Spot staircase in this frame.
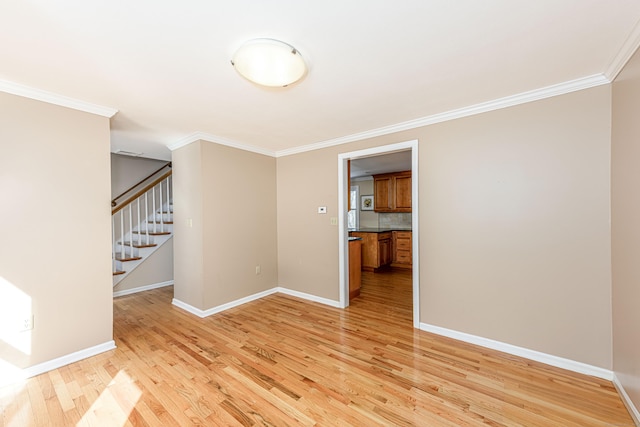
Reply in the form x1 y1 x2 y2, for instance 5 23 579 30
112 163 173 286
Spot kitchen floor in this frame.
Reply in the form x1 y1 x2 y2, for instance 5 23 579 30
352 267 413 325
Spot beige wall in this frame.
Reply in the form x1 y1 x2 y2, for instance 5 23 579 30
113 239 174 293
612 48 640 412
172 142 204 308
173 141 278 310
110 153 168 199
419 87 612 368
278 85 613 368
0 92 113 370
278 148 344 300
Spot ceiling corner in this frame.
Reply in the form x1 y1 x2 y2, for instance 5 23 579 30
604 17 640 81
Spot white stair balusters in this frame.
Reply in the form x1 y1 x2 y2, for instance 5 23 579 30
152 185 157 234
159 180 164 233
120 209 125 260
144 192 150 245
111 174 173 284
166 175 172 223
137 198 141 247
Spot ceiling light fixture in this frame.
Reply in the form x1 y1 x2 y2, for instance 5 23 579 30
231 38 306 87
114 149 143 157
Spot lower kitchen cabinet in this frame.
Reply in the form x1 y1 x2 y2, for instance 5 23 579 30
348 238 362 300
391 231 412 268
378 236 392 267
349 231 392 271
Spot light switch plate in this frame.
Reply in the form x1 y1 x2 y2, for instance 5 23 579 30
318 206 327 214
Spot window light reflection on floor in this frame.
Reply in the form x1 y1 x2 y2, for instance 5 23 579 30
77 370 142 426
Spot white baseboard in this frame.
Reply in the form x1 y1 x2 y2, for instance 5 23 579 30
613 373 640 426
172 286 341 319
171 298 203 316
420 323 614 381
113 280 174 297
0 340 116 388
276 287 342 308
172 288 279 318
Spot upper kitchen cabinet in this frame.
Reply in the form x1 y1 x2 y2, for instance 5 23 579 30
373 170 411 212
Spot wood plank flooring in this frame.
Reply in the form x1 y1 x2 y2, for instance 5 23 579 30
0 269 635 426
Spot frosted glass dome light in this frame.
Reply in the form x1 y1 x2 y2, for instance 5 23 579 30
231 38 307 87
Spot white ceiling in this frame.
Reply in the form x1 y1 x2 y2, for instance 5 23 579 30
2 1 640 161
351 151 412 178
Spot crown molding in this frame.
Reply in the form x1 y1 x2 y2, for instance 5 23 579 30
0 79 117 118
604 17 640 81
275 74 609 157
169 131 277 157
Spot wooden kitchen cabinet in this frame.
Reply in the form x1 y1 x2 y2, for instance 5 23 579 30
348 238 362 300
392 231 412 268
373 175 392 211
373 171 411 212
378 235 392 267
394 173 412 210
349 231 392 271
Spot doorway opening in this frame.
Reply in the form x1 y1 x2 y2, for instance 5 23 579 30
337 140 420 328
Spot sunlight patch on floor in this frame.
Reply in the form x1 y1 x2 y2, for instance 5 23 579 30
77 370 141 426
0 381 28 427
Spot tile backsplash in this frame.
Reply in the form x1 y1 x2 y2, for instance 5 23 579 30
378 213 412 229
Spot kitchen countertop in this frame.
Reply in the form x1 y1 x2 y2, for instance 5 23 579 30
349 227 412 233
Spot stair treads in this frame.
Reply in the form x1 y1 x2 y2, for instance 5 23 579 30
132 230 171 236
119 241 157 248
114 254 142 262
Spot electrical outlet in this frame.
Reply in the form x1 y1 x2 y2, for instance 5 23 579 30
20 315 34 332
330 217 338 225
255 265 261 275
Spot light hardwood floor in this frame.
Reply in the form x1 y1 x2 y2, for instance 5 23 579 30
0 269 634 426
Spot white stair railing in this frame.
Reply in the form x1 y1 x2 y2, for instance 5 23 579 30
111 173 172 275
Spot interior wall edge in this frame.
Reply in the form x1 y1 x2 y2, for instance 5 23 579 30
613 373 640 426
173 286 343 320
172 288 279 318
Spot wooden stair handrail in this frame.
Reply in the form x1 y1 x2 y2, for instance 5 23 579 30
111 162 171 207
111 170 172 214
